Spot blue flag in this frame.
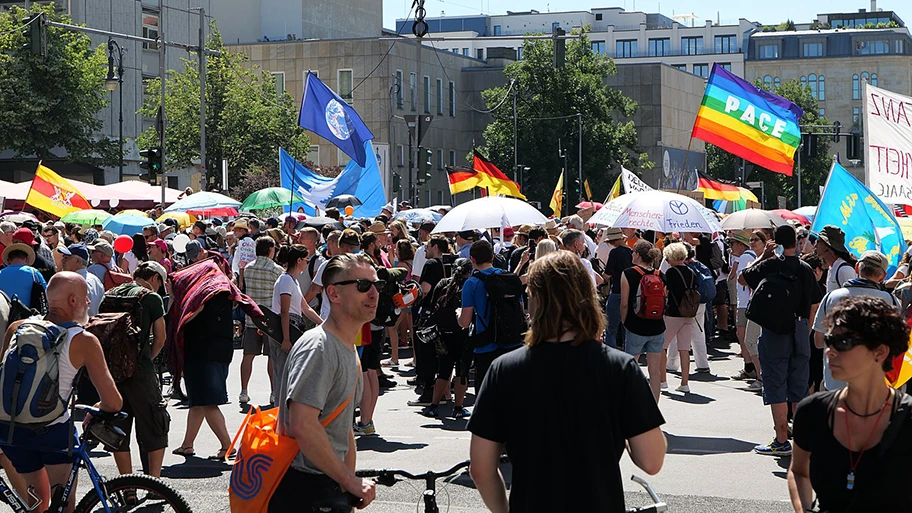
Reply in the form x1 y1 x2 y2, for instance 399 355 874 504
299 72 374 167
812 162 907 275
280 141 387 218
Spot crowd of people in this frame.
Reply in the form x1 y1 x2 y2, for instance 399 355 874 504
1 197 911 512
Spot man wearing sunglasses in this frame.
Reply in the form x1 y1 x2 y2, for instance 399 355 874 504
272 253 379 511
811 250 900 391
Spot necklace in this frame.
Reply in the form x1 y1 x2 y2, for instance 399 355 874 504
842 388 892 491
844 399 887 418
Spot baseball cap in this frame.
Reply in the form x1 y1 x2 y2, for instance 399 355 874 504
88 239 114 257
457 230 477 240
12 228 36 246
859 250 889 274
502 226 515 238
185 239 202 260
148 239 168 254
58 243 90 262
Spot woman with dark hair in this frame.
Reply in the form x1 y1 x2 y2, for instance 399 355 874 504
271 245 323 374
120 233 149 273
620 240 666 401
789 296 912 513
468 251 666 513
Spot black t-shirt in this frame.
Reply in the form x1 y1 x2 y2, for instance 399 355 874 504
419 257 445 309
622 265 666 336
467 340 665 513
742 254 822 319
183 292 235 363
605 245 633 294
510 246 529 273
665 264 697 317
793 390 912 513
694 235 714 271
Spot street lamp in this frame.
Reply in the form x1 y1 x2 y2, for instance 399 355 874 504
105 37 125 182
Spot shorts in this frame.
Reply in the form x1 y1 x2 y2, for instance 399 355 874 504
243 327 270 356
360 330 383 371
744 320 761 357
726 278 738 308
625 331 664 355
736 308 749 328
437 331 473 380
663 316 696 351
712 281 730 306
757 318 811 405
0 421 76 474
184 359 229 407
109 367 170 452
269 467 349 513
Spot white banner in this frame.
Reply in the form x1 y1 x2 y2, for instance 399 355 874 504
621 167 653 194
864 83 912 206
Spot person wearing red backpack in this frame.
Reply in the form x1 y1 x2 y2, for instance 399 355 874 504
620 240 666 401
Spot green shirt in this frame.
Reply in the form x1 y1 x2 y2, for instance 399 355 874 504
105 283 165 373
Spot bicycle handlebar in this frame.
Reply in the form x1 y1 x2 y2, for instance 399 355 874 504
357 459 470 482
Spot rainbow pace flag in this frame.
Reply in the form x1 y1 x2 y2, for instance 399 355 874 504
692 64 803 176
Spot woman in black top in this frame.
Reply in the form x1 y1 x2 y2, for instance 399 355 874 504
660 242 699 394
620 240 665 401
468 251 666 513
789 296 912 513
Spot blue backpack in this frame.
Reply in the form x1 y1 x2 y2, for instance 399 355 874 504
687 261 717 304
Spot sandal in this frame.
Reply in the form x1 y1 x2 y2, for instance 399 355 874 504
208 447 237 461
121 488 138 506
171 446 195 457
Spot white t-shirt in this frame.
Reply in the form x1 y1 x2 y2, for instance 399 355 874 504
313 260 331 320
122 251 139 274
734 250 757 308
298 254 325 309
580 257 597 286
272 273 303 317
826 257 857 293
411 244 428 282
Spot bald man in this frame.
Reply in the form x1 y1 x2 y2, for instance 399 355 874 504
0 272 122 512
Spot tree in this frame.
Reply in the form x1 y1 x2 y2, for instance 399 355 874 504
476 29 650 207
0 4 119 164
705 78 831 209
232 160 342 205
136 25 309 197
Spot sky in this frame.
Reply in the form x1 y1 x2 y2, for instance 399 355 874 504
382 0 904 30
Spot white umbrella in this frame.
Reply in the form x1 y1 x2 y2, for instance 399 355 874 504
719 208 788 231
164 191 241 213
431 197 547 233
589 190 722 233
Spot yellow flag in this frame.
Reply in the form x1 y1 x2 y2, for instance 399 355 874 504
606 174 622 202
549 173 564 216
25 164 91 218
583 179 593 201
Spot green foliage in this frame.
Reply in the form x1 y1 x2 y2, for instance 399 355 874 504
777 20 797 31
476 29 650 206
706 78 832 209
0 3 119 164
136 25 309 197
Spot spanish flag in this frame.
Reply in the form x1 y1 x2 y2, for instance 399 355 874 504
445 166 485 195
549 173 563 216
696 172 743 201
25 164 91 218
472 151 526 200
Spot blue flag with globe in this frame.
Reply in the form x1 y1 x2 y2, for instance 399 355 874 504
299 72 374 167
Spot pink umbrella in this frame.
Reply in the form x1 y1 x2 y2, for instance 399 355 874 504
575 201 604 211
771 209 811 225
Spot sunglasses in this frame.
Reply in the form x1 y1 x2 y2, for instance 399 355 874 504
330 279 386 293
824 333 866 352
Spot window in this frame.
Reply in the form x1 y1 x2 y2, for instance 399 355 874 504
714 35 737 54
758 44 779 59
425 190 431 207
896 40 905 55
309 145 320 166
853 107 861 124
800 75 807 89
448 81 455 117
682 36 703 55
552 22 560 31
818 75 825 101
476 48 484 60
648 38 670 56
436 78 443 115
672 64 687 72
462 48 469 56
861 71 869 91
693 64 709 78
271 72 285 97
493 25 501 35
819 108 826 117
808 74 818 100
396 144 404 167
595 13 603 21
857 40 889 55
852 74 860 100
437 149 444 170
337 148 350 167
763 75 773 88
718 62 732 71
871 73 878 87
337 69 352 104
423 75 430 113
774 77 780 87
142 11 159 50
616 39 637 58
517 47 523 60
802 42 824 57
449 150 457 166
591 41 606 54
409 72 417 111
395 70 403 109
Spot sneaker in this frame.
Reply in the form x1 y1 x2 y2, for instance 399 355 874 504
453 406 471 419
407 395 433 407
421 405 439 418
378 377 396 389
754 439 792 456
746 380 763 392
734 369 757 380
675 384 690 393
239 392 250 404
353 421 376 435
660 381 668 390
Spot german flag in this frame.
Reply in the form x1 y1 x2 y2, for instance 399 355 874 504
472 151 526 200
697 172 742 201
25 163 91 218
445 166 485 195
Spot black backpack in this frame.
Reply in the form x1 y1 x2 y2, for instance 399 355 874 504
745 259 801 334
372 267 413 327
471 271 527 348
430 277 464 334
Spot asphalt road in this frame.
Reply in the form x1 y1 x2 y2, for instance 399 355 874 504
66 337 796 512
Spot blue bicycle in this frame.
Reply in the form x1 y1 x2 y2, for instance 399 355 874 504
0 406 191 513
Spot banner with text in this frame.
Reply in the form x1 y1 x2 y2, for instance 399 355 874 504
865 83 912 206
621 167 653 194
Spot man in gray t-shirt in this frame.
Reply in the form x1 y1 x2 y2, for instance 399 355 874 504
271 253 379 511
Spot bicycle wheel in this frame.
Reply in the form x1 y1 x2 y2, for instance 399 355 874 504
73 474 192 513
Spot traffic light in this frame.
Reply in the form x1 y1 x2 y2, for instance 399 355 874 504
392 173 401 192
417 147 432 184
21 14 46 57
139 146 162 185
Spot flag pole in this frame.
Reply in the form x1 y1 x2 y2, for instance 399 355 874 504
674 136 695 194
